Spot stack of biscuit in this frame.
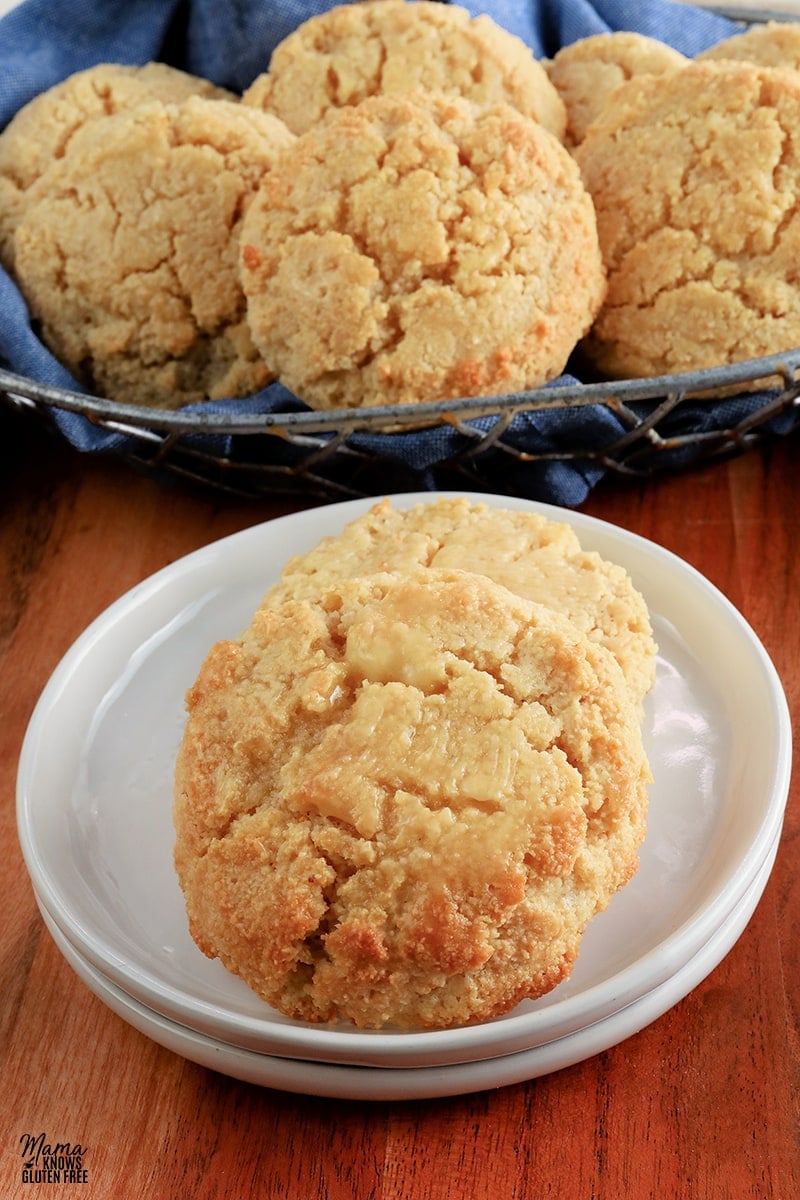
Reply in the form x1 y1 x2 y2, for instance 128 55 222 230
173 496 657 1030
2 3 799 412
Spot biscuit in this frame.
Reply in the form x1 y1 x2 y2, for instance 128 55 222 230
242 0 566 141
239 90 605 411
696 20 800 71
11 97 295 408
268 497 656 707
574 60 800 380
545 32 687 148
173 568 650 1030
0 62 233 270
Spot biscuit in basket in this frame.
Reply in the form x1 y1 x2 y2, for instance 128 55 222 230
242 0 566 141
11 97 295 409
239 91 605 411
0 62 232 270
545 32 687 148
173 568 650 1030
696 20 800 71
574 60 800 380
268 497 657 708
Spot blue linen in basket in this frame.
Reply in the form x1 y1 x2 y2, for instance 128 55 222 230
0 0 776 504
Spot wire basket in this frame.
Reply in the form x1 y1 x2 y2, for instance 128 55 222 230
2 352 800 503
3 5 799 504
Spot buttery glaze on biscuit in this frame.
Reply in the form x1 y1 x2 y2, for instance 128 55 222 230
268 497 657 708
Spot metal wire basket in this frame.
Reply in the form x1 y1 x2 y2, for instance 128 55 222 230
3 5 799 504
2 352 800 503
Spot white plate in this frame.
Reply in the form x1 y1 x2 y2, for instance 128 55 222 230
37 833 780 1100
16 493 792 1068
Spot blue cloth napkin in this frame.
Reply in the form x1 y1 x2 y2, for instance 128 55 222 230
0 0 771 505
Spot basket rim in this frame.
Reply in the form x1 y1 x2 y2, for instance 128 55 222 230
3 346 800 438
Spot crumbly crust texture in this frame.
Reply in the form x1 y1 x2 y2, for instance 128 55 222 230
11 98 295 408
173 568 650 1030
696 20 800 70
239 90 605 410
269 497 657 706
243 0 566 140
545 31 686 148
575 60 800 379
0 62 232 269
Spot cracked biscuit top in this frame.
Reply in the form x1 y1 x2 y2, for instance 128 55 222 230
10 97 295 408
544 32 687 149
0 62 233 270
173 568 650 1030
575 60 800 380
243 0 566 141
239 90 605 410
268 497 657 708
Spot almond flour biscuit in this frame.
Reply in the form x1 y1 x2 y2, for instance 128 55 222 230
267 497 657 707
575 60 800 380
545 32 687 148
11 97 295 408
242 0 566 141
0 62 233 270
239 91 606 411
173 568 650 1030
697 20 800 71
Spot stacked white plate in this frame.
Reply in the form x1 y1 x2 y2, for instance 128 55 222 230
16 494 792 1100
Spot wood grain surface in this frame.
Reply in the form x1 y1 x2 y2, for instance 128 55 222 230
1 407 798 1199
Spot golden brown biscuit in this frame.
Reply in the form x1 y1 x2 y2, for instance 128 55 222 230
174 568 650 1030
0 62 233 269
239 90 605 411
575 60 800 380
545 31 687 148
242 0 566 141
11 97 294 408
696 20 800 70
268 497 657 707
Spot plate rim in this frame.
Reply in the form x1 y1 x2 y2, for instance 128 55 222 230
15 492 794 1066
37 831 780 1099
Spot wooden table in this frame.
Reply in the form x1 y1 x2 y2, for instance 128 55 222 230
1 407 797 1199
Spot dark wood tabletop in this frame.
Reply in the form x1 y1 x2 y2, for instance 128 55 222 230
1 408 798 1199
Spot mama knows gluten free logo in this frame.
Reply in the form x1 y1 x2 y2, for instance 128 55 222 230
19 1133 88 1185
